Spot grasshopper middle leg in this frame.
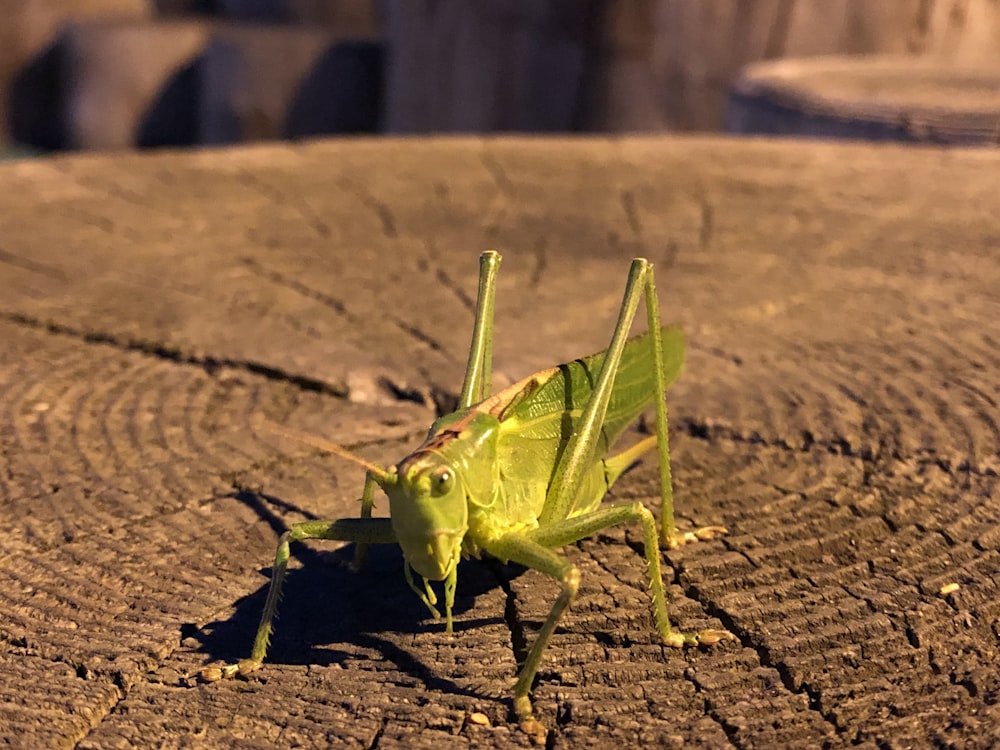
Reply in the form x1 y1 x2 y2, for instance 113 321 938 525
486 502 732 731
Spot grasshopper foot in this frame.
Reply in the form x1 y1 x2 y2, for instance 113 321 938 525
519 718 547 745
664 628 736 648
693 628 736 646
514 695 547 744
665 525 728 549
199 658 263 683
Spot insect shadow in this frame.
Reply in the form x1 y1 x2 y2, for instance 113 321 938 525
195 490 526 701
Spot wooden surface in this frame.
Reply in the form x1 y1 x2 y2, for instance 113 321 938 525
384 0 1000 133
0 136 998 748
729 56 1000 144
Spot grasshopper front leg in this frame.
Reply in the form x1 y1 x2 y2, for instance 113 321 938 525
200 517 396 682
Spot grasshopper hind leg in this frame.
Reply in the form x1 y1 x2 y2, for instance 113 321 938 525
640 264 730 549
604 434 728 549
504 257 732 733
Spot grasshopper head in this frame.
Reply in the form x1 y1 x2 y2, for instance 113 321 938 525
384 453 468 582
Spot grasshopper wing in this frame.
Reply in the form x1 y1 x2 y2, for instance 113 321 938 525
479 326 685 519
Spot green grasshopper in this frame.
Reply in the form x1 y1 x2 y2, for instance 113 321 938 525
202 251 731 736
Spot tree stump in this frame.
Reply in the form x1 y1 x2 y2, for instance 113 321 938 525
729 55 1000 144
0 136 998 747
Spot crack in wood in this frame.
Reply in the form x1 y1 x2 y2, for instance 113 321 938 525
433 267 477 314
366 717 387 750
479 149 516 198
0 310 349 398
240 256 356 320
698 195 715 252
337 178 398 239
620 189 641 238
678 415 998 481
392 319 448 355
240 255 452 361
237 168 333 239
528 238 548 290
0 247 68 281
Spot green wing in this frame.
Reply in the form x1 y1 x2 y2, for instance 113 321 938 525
490 326 685 518
498 325 684 441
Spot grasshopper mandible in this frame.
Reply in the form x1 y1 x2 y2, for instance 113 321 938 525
202 251 732 736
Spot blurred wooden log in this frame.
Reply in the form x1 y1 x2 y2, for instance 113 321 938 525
1 0 149 148
385 0 1000 133
62 19 383 150
384 0 597 132
63 19 210 149
728 55 1000 144
201 26 383 142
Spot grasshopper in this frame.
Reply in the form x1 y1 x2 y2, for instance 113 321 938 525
202 251 731 736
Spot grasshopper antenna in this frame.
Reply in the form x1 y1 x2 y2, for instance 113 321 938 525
262 420 394 484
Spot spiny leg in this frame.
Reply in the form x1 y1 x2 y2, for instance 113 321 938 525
642 265 677 544
539 258 651 526
483 533 578 738
529 502 732 648
256 428 396 572
552 258 724 546
604 434 726 549
640 263 727 548
200 517 395 681
488 502 734 732
459 250 501 407
508 258 729 725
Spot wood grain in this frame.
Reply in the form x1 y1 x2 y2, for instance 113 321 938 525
0 136 997 747
729 56 1000 143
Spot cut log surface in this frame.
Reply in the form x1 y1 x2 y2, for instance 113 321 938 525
729 56 1000 144
0 136 998 748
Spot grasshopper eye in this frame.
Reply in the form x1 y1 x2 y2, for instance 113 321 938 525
429 466 455 497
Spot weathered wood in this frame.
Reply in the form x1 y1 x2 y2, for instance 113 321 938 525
729 55 1000 143
63 19 384 150
0 136 998 747
385 0 1000 132
384 0 595 133
2 0 150 147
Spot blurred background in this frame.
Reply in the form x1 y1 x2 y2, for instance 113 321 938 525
2 0 999 158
